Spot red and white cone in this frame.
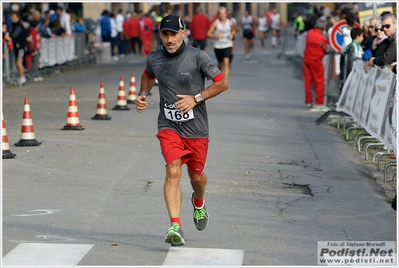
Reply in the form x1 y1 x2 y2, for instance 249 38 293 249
15 98 42 146
92 82 111 120
112 76 130 110
2 114 16 158
62 88 85 130
127 73 137 104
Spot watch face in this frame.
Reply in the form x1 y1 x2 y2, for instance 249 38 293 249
195 94 202 102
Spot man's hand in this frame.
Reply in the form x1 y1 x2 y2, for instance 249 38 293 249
135 94 148 113
175 94 197 114
368 57 375 67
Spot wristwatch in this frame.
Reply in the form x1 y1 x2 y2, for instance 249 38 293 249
194 93 203 103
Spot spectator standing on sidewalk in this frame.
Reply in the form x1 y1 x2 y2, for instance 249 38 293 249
302 17 329 109
56 6 72 35
135 15 228 247
345 28 364 63
142 12 154 55
27 19 43 82
126 12 142 55
367 13 397 68
110 12 118 60
116 9 125 57
99 10 111 43
293 11 307 58
207 6 235 81
122 12 132 55
190 6 211 51
4 11 29 86
73 17 87 34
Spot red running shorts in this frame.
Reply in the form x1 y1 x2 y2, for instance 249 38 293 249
156 129 209 175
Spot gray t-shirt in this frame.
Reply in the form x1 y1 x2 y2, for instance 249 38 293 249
145 45 221 138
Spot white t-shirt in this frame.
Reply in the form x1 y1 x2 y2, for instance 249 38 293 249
60 12 72 34
115 13 124 33
110 18 118 38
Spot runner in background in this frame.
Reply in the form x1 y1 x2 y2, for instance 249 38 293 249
241 10 255 59
207 6 236 81
257 10 269 49
270 7 282 48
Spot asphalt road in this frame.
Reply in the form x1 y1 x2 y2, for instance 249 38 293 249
2 32 396 266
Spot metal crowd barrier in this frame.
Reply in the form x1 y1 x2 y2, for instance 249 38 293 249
2 33 94 89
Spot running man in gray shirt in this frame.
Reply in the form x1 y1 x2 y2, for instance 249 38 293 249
135 15 228 246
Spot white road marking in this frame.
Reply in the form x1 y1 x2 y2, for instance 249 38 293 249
2 243 93 266
11 209 60 217
163 247 244 266
242 60 259 64
270 60 287 64
36 235 77 242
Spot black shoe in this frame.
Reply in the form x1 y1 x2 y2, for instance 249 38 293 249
191 192 209 231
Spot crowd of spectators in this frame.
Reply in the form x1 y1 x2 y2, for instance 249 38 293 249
293 4 396 110
3 5 87 86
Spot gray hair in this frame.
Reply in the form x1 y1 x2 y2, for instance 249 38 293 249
197 6 204 14
382 13 397 24
315 18 327 30
374 19 382 29
362 16 371 28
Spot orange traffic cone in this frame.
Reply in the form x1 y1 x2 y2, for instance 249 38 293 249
112 76 130 110
92 82 111 120
15 98 42 146
62 88 85 130
127 73 137 104
2 114 16 158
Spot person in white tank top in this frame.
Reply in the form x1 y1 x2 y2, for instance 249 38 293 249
257 10 269 49
270 7 282 48
240 10 256 59
207 7 236 81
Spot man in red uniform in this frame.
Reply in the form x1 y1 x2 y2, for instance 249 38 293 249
303 17 329 109
190 6 211 51
126 12 142 55
142 13 154 55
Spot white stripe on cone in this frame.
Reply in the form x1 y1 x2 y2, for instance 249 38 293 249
20 99 37 140
116 79 128 106
128 74 137 101
2 115 11 150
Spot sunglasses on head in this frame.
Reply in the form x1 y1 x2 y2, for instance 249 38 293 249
381 24 391 29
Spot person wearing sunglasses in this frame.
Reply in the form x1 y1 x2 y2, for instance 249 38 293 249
367 13 397 68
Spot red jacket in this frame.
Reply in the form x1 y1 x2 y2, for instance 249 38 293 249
190 13 211 40
303 28 328 61
142 16 154 32
125 18 142 38
29 28 40 51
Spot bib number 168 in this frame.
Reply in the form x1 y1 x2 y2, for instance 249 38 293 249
164 107 194 122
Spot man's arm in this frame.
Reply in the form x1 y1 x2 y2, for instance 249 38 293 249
175 74 228 114
370 39 397 67
135 71 155 112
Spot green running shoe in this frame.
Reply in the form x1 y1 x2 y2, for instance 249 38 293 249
164 223 185 246
191 192 209 231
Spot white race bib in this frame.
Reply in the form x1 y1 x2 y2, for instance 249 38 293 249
164 103 194 122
